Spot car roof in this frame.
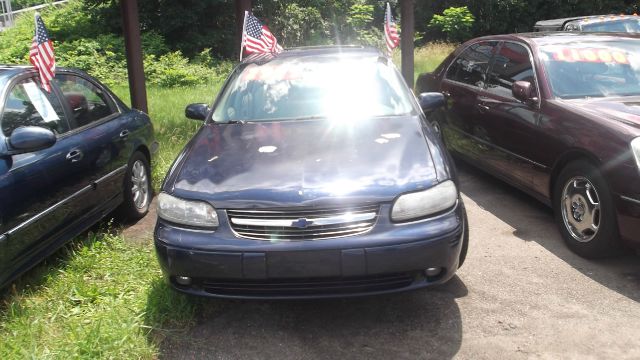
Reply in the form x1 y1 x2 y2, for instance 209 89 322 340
465 31 640 48
0 65 94 81
534 14 640 30
241 46 383 65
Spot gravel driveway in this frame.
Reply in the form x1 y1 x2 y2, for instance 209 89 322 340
149 162 640 360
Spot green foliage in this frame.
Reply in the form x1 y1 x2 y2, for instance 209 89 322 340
428 6 475 43
348 4 374 30
82 0 236 58
274 3 329 47
0 2 224 88
144 51 218 87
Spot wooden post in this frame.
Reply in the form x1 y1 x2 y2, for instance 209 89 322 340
121 0 148 113
400 0 415 89
236 0 252 58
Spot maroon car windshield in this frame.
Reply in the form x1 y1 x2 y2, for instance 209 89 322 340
539 40 640 99
581 19 640 32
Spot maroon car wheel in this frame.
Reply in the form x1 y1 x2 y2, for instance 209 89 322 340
553 160 619 258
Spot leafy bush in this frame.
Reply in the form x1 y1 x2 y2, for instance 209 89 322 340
145 51 213 87
275 3 329 47
428 6 475 43
55 36 129 86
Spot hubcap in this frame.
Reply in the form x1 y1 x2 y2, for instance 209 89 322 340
131 160 149 210
561 176 600 242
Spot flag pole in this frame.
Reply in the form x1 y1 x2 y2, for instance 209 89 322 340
239 10 248 62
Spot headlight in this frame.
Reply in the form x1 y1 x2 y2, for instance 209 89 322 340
632 137 640 170
391 180 458 222
157 193 219 228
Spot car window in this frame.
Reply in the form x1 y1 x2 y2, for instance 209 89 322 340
445 41 499 88
539 40 640 99
1 78 69 137
54 74 115 128
212 56 414 122
486 42 537 99
581 19 640 32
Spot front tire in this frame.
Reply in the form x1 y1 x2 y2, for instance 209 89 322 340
553 160 619 258
458 200 469 268
119 151 152 220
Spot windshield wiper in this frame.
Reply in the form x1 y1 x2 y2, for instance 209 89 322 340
226 120 254 124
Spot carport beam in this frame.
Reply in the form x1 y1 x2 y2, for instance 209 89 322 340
121 0 148 114
400 0 415 88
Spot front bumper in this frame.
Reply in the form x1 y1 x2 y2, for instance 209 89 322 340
154 202 466 299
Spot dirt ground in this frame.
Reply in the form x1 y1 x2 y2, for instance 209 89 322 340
126 162 640 360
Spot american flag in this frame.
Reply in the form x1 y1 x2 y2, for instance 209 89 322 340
384 3 400 58
29 14 55 92
242 13 283 56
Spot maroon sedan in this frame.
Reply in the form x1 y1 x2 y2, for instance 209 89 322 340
416 32 640 258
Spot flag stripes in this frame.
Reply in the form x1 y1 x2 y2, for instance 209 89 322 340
384 3 400 58
29 14 55 92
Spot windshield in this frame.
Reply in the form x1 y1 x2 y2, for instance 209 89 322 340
212 55 414 122
539 40 640 99
581 19 640 32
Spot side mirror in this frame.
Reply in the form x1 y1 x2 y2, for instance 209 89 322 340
7 126 56 154
512 81 538 104
418 92 445 113
185 103 209 121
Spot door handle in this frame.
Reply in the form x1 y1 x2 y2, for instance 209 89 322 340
119 129 130 139
66 149 83 163
476 103 490 112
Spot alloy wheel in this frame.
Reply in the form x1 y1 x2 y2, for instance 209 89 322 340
131 160 149 210
560 176 601 242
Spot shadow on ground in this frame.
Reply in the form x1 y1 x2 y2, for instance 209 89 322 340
156 277 467 360
456 160 640 303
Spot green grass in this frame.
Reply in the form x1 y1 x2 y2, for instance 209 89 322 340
0 43 452 359
0 228 196 359
392 42 456 81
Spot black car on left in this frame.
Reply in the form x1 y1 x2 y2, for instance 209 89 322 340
0 66 157 288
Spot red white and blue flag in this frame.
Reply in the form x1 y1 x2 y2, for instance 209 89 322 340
241 12 283 59
384 3 400 58
29 13 55 92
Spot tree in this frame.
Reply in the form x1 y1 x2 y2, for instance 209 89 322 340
428 6 474 43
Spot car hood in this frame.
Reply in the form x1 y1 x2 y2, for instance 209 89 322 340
569 97 640 130
168 116 440 209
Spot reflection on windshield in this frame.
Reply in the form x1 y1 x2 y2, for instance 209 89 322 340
212 56 414 122
540 40 640 99
581 19 640 33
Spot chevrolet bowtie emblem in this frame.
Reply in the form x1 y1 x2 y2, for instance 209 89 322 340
291 218 313 228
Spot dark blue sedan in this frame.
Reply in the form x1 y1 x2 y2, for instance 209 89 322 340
0 66 157 288
155 47 468 299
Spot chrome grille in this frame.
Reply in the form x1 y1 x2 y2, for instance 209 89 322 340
227 204 379 240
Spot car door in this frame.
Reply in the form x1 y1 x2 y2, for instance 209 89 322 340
0 75 96 283
481 41 548 192
53 72 129 208
440 41 503 164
